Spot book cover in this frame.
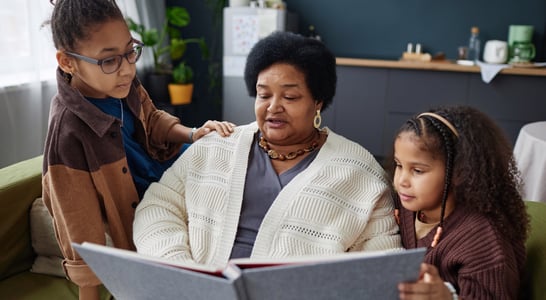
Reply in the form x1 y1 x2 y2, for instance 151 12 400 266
237 249 425 299
74 242 425 300
73 243 244 300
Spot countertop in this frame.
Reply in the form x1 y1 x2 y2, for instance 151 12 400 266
336 57 546 77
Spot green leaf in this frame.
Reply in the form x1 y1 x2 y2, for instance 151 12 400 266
166 7 190 28
172 62 194 84
142 29 160 47
170 39 187 61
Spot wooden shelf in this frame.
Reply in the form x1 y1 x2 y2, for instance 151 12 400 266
336 57 546 77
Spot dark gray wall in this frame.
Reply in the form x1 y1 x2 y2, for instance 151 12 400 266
288 0 545 61
169 0 545 123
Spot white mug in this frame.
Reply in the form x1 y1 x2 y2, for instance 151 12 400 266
483 40 508 64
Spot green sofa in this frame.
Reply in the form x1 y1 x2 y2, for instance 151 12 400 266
523 200 546 300
0 156 111 299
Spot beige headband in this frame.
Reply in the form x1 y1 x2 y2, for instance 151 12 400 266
418 112 459 138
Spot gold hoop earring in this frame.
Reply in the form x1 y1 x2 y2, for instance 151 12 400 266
313 110 322 129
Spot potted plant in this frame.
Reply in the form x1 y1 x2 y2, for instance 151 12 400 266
126 6 208 103
168 62 194 105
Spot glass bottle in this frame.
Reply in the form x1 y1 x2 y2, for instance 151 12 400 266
467 26 481 64
308 25 321 41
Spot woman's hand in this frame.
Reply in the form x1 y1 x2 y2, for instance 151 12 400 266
192 120 236 142
398 263 455 300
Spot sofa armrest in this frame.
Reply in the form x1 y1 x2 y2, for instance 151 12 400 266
0 155 43 280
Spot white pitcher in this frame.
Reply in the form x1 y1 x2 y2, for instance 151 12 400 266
483 40 508 64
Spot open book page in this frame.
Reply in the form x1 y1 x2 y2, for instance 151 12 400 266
74 242 245 300
76 242 226 277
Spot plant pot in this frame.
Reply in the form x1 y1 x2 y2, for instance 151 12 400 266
168 83 194 105
144 73 172 104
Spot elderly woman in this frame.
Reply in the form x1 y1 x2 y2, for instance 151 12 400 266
133 31 401 265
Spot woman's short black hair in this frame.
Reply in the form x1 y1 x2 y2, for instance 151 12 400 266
244 31 337 111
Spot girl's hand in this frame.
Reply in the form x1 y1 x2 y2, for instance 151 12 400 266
398 263 455 300
192 120 236 141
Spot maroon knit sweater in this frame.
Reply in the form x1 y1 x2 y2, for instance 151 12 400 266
398 205 525 299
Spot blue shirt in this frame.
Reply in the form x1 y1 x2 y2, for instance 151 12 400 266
86 97 185 199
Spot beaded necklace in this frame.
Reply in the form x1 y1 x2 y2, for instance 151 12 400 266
258 130 324 161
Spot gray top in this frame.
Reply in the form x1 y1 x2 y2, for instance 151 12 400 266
230 133 319 259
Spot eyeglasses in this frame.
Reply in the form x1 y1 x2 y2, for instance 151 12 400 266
65 40 144 74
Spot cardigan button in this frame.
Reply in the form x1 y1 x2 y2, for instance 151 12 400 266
110 132 118 138
122 167 128 173
131 202 138 209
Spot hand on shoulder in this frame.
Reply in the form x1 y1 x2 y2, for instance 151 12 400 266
192 120 236 142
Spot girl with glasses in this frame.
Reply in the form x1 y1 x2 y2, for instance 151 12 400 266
43 1 234 299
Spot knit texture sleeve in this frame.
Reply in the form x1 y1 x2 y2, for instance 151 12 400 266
422 210 524 300
133 154 194 262
133 125 255 266
450 225 522 300
350 188 403 252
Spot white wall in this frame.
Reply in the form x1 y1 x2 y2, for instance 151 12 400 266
0 81 55 168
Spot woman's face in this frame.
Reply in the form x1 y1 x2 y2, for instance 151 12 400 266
393 131 450 221
254 63 321 145
60 19 137 99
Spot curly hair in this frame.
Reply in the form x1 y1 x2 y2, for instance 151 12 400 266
387 105 529 244
243 31 337 111
48 0 124 51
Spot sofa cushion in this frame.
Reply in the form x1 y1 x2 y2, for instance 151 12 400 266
0 271 78 299
29 197 65 277
0 271 114 300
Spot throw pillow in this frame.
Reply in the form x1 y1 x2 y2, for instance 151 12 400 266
29 197 65 277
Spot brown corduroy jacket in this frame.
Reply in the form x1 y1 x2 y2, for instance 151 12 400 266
42 68 182 287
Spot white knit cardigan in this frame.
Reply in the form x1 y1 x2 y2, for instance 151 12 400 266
133 122 402 267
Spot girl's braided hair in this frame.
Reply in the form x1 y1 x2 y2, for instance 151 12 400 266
48 0 124 51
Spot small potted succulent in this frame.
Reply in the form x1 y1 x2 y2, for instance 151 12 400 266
168 62 194 105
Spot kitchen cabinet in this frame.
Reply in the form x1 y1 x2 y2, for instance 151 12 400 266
334 58 546 159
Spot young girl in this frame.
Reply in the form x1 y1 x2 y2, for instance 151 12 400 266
390 106 529 299
43 0 233 299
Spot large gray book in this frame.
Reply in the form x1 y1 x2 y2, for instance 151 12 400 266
73 242 425 300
